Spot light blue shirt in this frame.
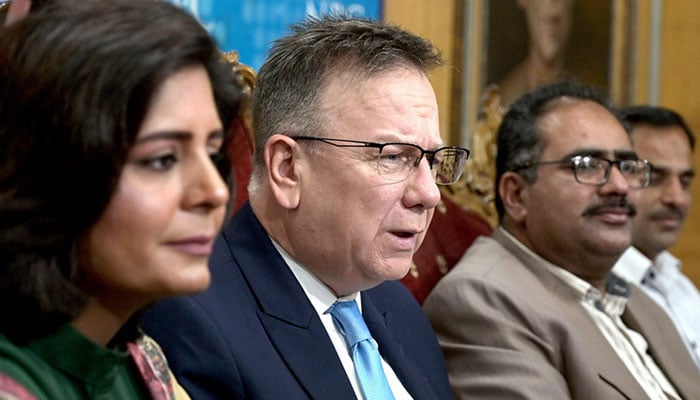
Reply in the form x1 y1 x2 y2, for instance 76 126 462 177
614 247 700 371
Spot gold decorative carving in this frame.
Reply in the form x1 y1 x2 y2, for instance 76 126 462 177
444 85 503 227
409 262 419 279
436 254 448 275
222 50 256 144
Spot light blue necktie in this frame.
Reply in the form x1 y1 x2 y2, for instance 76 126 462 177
329 300 395 400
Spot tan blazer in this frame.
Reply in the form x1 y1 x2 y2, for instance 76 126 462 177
424 227 700 400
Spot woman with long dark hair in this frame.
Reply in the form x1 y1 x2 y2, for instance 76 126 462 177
0 0 243 398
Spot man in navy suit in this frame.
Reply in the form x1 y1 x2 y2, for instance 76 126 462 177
142 15 466 399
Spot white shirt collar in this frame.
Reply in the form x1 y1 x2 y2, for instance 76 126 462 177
647 250 683 297
613 246 653 285
269 238 361 315
653 250 682 274
499 227 630 316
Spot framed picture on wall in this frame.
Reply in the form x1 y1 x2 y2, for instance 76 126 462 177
456 0 647 147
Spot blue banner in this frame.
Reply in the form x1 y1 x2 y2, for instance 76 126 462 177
166 0 382 72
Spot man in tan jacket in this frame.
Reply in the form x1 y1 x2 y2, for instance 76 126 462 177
425 82 699 399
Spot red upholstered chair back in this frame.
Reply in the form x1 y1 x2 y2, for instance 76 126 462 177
400 87 501 304
402 191 493 304
221 51 256 218
226 116 254 217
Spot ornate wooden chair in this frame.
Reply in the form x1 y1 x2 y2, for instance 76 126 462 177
400 88 505 304
442 85 503 227
222 51 256 217
403 192 493 304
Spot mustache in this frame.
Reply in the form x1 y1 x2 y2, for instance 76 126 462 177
582 197 636 217
649 205 686 221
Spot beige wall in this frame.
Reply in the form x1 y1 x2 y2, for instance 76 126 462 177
385 0 700 286
659 2 700 286
384 0 460 146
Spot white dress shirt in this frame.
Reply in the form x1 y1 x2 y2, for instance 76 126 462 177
271 239 413 400
614 247 700 370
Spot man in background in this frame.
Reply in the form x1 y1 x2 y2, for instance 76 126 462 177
613 105 700 370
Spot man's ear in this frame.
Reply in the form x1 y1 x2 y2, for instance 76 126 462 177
499 171 529 224
264 134 302 209
4 0 32 27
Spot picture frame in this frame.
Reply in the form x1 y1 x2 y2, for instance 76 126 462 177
455 0 656 147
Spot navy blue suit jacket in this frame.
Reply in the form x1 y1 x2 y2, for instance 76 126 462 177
142 203 452 399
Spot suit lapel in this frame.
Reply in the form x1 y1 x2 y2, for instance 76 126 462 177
257 313 356 400
491 228 652 400
228 205 356 400
362 293 437 400
624 288 700 399
562 300 650 399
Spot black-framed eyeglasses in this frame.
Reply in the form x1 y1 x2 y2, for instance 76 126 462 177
515 155 651 189
291 136 470 185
